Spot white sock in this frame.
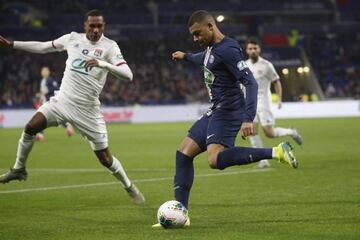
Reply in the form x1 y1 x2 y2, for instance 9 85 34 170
272 148 277 159
273 127 295 137
249 134 263 148
108 156 131 188
13 132 36 169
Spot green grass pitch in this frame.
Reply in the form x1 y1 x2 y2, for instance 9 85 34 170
0 118 359 240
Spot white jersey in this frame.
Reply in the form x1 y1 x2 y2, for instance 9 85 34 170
51 32 126 106
246 57 279 109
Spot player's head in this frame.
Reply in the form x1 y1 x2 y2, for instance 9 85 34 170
84 9 105 42
188 10 218 47
41 66 50 79
245 37 261 61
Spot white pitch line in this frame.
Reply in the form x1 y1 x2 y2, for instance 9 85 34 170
5 168 170 173
0 168 272 194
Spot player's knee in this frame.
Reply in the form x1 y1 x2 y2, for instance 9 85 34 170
96 151 112 167
264 130 275 138
24 122 38 136
207 152 219 169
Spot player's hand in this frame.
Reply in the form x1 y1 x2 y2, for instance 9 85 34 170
240 122 254 139
278 101 282 109
84 59 99 72
172 51 185 61
0 35 14 48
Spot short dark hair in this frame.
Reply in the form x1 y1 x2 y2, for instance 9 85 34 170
84 9 104 21
245 37 261 47
188 10 214 27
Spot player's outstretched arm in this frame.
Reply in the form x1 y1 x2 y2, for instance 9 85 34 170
84 59 133 81
172 51 185 61
273 79 282 109
172 51 205 66
0 35 14 48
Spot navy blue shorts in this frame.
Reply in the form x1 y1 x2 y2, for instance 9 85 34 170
188 108 244 151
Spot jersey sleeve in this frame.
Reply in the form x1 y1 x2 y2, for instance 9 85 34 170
184 51 205 66
267 62 280 82
222 46 258 122
51 33 71 52
107 42 127 66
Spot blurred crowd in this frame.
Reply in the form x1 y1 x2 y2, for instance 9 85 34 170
1 32 359 108
0 0 359 108
0 38 208 108
306 33 360 99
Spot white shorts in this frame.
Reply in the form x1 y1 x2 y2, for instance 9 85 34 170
37 96 108 151
253 108 275 126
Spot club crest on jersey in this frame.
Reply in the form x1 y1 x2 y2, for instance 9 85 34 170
237 60 248 71
74 43 79 48
94 49 103 57
82 49 89 55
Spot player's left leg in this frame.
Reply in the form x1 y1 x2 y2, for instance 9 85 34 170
72 107 144 205
94 148 145 205
205 109 297 170
262 125 302 145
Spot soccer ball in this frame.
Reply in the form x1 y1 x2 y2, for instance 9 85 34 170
157 200 188 228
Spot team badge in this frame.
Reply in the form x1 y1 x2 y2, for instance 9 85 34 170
209 55 214 64
94 49 103 57
82 49 89 55
74 43 79 48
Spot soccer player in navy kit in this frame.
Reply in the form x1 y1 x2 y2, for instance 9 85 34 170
153 10 298 227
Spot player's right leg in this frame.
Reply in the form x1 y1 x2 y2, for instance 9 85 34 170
153 116 207 228
0 112 47 183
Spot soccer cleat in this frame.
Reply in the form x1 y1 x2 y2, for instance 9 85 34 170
35 133 45 141
66 125 74 137
291 128 302 145
0 167 28 184
257 159 271 168
275 142 298 168
152 218 191 228
125 183 145 205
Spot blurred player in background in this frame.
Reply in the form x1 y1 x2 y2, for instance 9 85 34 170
0 9 145 205
245 38 302 168
153 10 298 227
35 66 74 141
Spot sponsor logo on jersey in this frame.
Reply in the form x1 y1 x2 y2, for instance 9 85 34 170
204 67 215 85
70 58 93 75
237 60 248 71
94 49 103 57
82 49 89 55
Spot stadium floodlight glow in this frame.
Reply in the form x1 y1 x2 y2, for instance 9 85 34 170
303 66 310 73
282 68 289 75
297 67 304 74
216 15 225 22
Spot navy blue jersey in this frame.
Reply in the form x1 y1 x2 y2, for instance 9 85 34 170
184 37 258 122
41 77 59 101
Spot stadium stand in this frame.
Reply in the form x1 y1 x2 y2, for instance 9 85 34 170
0 0 359 108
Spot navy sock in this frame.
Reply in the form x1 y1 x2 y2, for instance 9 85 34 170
217 147 273 170
174 151 194 209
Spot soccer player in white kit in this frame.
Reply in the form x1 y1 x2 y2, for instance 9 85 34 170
245 38 302 168
0 10 145 204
